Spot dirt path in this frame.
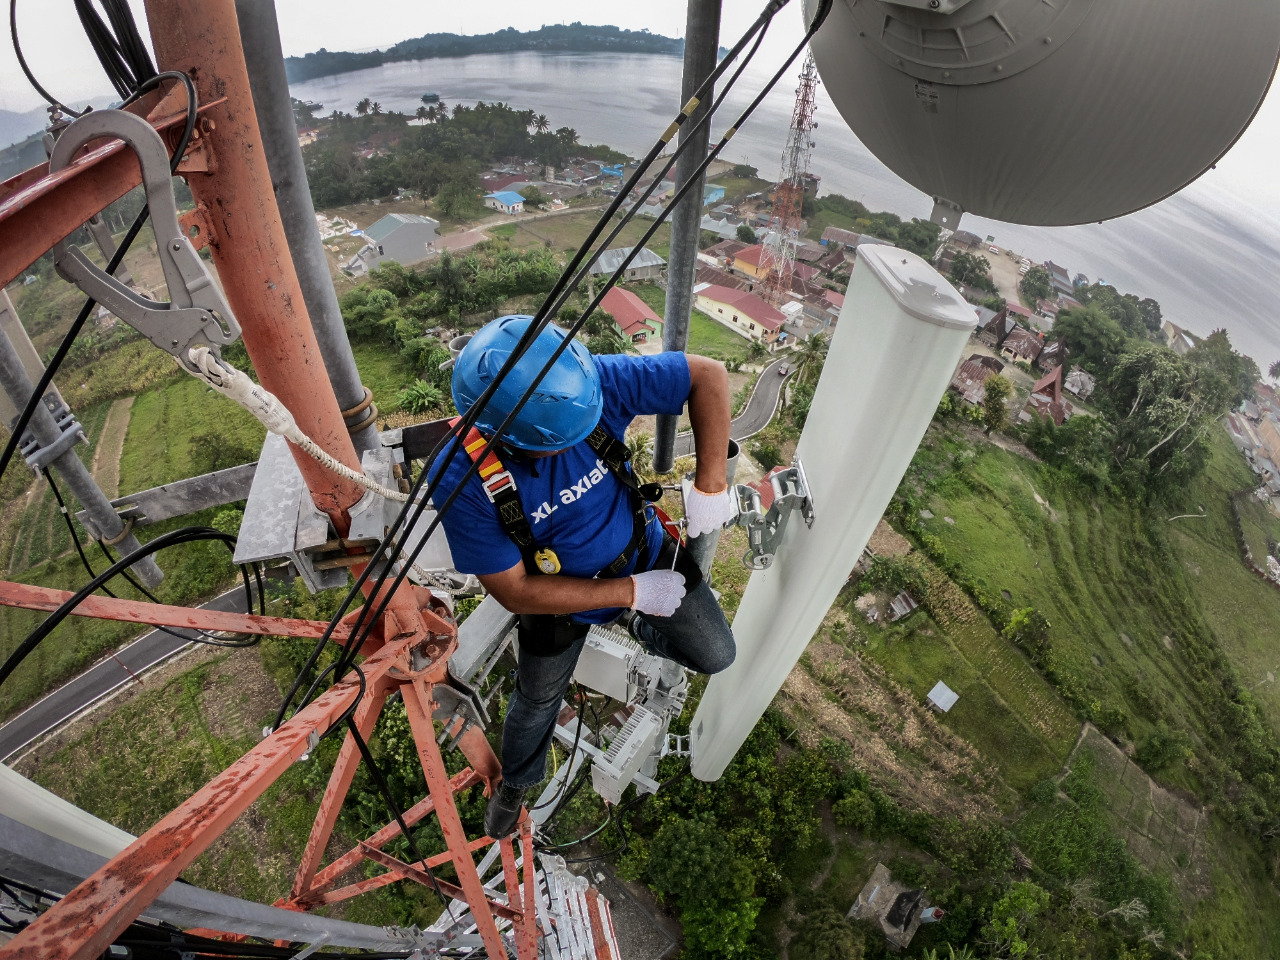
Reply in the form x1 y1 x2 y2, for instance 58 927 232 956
90 396 133 499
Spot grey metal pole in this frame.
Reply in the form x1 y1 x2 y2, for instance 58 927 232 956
654 0 722 474
685 439 739 578
234 0 379 455
0 317 162 587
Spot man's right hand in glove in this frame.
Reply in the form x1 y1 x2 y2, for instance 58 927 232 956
630 569 687 618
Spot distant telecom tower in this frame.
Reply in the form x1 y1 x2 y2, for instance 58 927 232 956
759 51 819 307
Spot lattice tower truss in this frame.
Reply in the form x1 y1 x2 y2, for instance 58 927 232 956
759 52 819 307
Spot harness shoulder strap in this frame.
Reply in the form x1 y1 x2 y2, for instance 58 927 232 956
451 419 538 566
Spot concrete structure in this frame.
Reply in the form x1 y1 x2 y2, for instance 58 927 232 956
600 287 664 344
849 863 935 951
694 285 785 346
926 681 959 712
483 191 525 214
341 213 440 276
588 246 667 282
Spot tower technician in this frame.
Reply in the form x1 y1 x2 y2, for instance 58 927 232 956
432 316 737 837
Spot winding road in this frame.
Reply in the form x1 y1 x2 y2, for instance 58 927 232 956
0 585 258 762
674 355 792 458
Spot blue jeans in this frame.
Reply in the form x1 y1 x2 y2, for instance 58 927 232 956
499 542 736 790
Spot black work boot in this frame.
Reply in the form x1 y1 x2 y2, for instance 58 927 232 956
484 781 528 838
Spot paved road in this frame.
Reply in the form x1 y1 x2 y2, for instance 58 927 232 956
0 586 255 762
674 356 792 457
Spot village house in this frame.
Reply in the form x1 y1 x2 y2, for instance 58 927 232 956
1022 365 1074 425
731 244 771 279
978 308 1018 348
703 183 726 206
600 287 664 345
949 229 983 250
483 191 525 215
700 215 742 242
700 239 749 268
341 212 440 276
694 284 785 347
1037 338 1068 372
1064 365 1096 400
1161 319 1198 356
950 354 1005 405
1000 326 1044 364
694 263 752 293
820 225 861 249
1036 298 1060 323
1043 260 1075 297
587 246 667 282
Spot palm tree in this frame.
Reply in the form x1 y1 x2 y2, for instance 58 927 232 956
627 431 654 479
370 101 383 116
355 97 371 117
533 113 550 133
415 106 429 122
1269 359 1280 382
520 108 536 131
793 332 830 387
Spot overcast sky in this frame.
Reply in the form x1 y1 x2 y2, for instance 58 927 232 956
3 1 1278 211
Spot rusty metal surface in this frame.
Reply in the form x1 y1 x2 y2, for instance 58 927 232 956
0 102 223 287
0 628 421 958
300 766 482 902
0 579 354 639
145 0 364 523
288 685 389 899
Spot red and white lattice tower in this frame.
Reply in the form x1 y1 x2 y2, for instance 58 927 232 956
759 52 820 307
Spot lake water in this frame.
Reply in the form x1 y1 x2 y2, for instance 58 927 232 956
291 51 1280 365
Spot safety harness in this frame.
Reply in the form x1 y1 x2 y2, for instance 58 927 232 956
452 419 665 579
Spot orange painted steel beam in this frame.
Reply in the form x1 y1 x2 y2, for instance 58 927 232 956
405 677 516 958
358 845 525 924
288 684 390 900
0 627 417 958
0 102 222 287
0 579 355 639
295 766 483 904
144 0 364 523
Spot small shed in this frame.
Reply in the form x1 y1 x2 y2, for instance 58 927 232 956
887 591 918 622
849 863 940 951
926 681 959 713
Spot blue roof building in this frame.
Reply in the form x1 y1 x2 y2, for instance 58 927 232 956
484 191 526 214
703 183 726 206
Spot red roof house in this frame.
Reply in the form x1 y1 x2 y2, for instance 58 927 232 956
600 287 662 343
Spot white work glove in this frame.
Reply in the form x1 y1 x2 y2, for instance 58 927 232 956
631 569 686 618
684 485 735 539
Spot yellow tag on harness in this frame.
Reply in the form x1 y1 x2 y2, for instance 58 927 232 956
534 548 562 575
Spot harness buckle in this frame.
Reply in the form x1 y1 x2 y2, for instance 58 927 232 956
480 469 516 503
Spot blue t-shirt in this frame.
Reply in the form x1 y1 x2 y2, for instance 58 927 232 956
430 352 691 624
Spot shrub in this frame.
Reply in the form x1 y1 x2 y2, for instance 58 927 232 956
833 790 876 831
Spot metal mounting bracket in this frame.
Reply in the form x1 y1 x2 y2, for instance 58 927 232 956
17 394 85 472
731 457 815 570
47 110 240 373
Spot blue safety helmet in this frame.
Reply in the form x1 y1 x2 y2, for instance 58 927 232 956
451 315 603 452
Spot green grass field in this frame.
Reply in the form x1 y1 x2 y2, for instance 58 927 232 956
866 612 1075 791
629 282 752 361
1236 491 1280 567
350 339 423 415
119 377 266 492
502 210 671 259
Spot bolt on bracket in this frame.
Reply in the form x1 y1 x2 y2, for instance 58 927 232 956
730 457 815 570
